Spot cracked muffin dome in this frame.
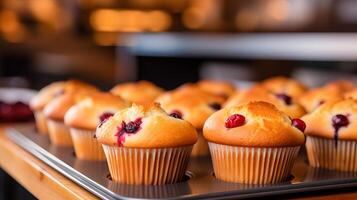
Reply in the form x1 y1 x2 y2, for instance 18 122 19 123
64 92 129 130
260 76 308 98
224 86 306 119
197 80 236 98
30 80 98 111
203 101 306 147
110 81 164 104
156 87 225 129
302 99 357 141
96 103 198 148
298 82 352 113
44 92 92 121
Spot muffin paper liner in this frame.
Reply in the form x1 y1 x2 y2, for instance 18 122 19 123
34 111 48 134
208 142 300 184
70 128 105 161
47 120 73 146
306 136 357 172
191 130 209 157
102 145 192 185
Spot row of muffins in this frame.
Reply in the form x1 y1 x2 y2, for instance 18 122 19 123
29 77 357 185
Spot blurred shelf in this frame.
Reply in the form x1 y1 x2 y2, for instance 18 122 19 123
120 33 357 61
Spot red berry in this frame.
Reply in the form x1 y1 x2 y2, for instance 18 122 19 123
275 93 292 105
225 114 245 128
99 112 114 123
292 118 306 132
169 110 182 119
332 114 349 130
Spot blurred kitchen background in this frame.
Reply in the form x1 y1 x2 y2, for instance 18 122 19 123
1 0 357 199
0 0 357 89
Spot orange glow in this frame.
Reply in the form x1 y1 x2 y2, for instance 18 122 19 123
0 10 26 42
265 0 288 22
29 0 59 23
182 7 205 29
90 9 171 32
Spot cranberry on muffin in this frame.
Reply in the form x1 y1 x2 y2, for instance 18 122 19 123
65 92 128 160
96 103 197 185
225 86 306 119
110 80 164 104
204 101 305 184
302 99 357 171
259 76 308 98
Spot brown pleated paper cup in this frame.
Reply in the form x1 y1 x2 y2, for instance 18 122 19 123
34 111 48 134
208 142 300 184
191 130 209 157
47 119 73 146
102 145 192 185
306 136 357 172
70 128 105 160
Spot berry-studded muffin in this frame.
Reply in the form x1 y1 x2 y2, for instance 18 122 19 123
197 79 236 99
96 103 197 185
44 92 93 146
204 101 305 184
30 80 97 134
298 81 354 113
65 92 128 160
225 86 306 119
110 80 164 104
260 76 308 98
156 87 225 156
302 99 357 171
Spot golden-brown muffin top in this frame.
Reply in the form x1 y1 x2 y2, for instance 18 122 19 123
43 92 92 121
302 99 357 141
156 86 225 130
345 88 357 99
96 103 198 148
224 86 306 119
260 76 308 98
64 92 129 130
197 79 236 98
323 80 354 93
30 80 98 111
110 80 164 104
203 101 305 147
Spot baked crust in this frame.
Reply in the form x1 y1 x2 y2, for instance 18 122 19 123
110 80 164 104
64 92 129 130
302 99 357 140
260 76 307 98
203 101 305 147
197 79 236 98
96 103 198 148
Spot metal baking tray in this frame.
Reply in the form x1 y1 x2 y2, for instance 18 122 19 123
6 124 357 200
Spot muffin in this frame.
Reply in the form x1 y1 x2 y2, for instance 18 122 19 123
204 101 305 184
44 92 92 146
260 76 308 98
323 80 354 92
299 86 348 113
96 103 197 185
197 80 236 99
110 80 164 104
156 87 225 156
65 92 128 160
302 99 357 171
30 80 97 134
225 86 306 119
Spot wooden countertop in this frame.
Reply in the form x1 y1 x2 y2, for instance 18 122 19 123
0 124 357 200
0 125 98 200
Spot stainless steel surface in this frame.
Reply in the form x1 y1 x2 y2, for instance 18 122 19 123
121 33 357 61
6 124 357 199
